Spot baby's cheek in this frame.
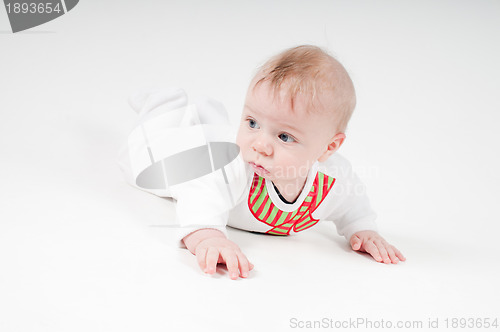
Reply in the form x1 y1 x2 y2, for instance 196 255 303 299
235 125 247 146
235 136 245 151
235 133 242 147
292 157 314 177
276 158 298 178
236 141 250 162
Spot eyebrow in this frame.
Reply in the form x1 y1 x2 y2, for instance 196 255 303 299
244 104 304 135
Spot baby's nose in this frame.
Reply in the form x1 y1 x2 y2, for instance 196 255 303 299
252 139 273 156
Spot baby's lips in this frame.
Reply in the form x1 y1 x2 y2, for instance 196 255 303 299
249 162 270 174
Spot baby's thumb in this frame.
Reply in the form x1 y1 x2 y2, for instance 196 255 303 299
350 236 362 251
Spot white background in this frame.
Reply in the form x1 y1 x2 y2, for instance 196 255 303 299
1 1 499 331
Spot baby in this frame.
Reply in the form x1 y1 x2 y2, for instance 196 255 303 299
120 45 405 280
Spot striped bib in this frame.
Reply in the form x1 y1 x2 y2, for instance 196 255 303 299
248 172 335 235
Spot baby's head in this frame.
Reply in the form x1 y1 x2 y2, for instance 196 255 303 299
236 45 356 195
253 45 356 133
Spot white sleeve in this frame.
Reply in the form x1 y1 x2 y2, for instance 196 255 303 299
323 156 378 241
170 158 247 247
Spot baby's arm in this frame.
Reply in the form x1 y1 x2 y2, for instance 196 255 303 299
350 230 406 264
323 155 406 264
182 229 254 280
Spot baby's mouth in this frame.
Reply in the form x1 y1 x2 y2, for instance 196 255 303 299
249 162 270 175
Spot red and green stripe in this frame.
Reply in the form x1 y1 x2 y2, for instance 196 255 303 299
247 172 336 235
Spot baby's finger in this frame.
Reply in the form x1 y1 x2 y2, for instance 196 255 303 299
375 240 391 264
385 245 400 264
363 241 382 262
350 236 362 251
236 251 251 278
221 249 240 280
196 247 208 272
393 246 406 261
205 247 220 275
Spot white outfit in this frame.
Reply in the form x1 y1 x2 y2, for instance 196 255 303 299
118 89 377 246
228 154 378 240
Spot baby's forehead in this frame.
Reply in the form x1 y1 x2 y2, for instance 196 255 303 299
248 77 337 115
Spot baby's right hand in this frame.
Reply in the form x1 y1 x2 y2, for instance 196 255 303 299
195 237 254 279
183 229 254 280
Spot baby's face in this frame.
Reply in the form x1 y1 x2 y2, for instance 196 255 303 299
236 81 339 193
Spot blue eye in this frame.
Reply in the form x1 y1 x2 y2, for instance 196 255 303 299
278 133 295 143
248 119 260 129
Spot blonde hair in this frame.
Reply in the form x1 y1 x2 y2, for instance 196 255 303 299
253 45 356 132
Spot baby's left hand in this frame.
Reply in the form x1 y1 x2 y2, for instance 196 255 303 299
350 230 406 264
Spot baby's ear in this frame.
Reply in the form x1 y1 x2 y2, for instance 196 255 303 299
318 133 346 162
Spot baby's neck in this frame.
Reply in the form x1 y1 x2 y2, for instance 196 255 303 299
272 177 308 204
